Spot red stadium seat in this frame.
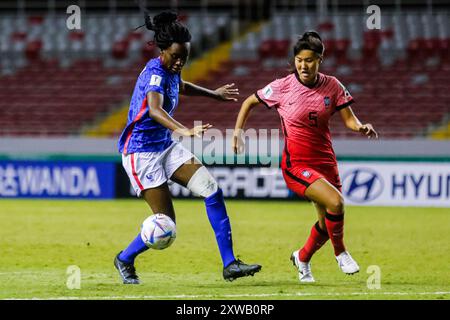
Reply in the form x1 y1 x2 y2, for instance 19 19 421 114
142 42 158 61
27 15 44 25
128 31 143 41
112 40 130 59
69 31 85 41
318 21 334 32
258 40 273 59
25 40 43 61
11 32 27 41
334 39 350 62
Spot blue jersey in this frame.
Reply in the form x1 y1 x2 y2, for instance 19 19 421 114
118 57 181 154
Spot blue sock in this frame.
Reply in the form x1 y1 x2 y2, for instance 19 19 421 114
118 233 149 264
204 188 236 267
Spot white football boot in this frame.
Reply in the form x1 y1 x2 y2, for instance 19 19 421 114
335 251 360 274
290 250 315 283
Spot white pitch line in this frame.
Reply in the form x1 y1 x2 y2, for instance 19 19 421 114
0 272 111 276
0 272 62 276
4 291 450 300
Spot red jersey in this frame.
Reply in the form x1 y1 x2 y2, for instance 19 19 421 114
256 72 354 168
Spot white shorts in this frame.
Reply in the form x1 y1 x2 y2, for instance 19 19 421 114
122 141 199 197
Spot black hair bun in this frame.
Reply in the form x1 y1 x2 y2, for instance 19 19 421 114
154 11 178 26
145 11 177 31
302 31 322 42
144 14 153 30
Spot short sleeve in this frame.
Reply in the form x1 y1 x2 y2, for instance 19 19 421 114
334 77 354 111
255 78 283 109
144 68 166 95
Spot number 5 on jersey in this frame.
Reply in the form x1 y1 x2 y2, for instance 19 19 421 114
309 111 318 127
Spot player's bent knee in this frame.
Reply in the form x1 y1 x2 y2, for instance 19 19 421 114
186 166 218 198
328 194 345 214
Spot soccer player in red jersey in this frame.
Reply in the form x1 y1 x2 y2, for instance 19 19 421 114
232 31 378 282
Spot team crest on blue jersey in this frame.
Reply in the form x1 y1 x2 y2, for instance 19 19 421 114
324 96 331 108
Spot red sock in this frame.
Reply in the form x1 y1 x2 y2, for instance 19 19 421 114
299 222 329 262
325 211 346 256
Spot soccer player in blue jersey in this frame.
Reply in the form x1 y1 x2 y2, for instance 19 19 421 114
114 11 261 284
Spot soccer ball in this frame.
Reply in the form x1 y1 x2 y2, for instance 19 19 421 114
140 214 176 250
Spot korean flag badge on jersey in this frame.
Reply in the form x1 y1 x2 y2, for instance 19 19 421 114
150 74 162 87
324 96 331 108
301 170 312 178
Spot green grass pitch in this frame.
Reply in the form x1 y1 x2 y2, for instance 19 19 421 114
0 199 449 300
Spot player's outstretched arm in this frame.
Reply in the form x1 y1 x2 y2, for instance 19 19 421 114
339 106 379 139
147 91 212 137
180 80 239 102
232 94 260 154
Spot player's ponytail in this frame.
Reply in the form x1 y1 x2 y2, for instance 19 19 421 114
135 6 192 50
293 30 325 57
146 11 178 31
